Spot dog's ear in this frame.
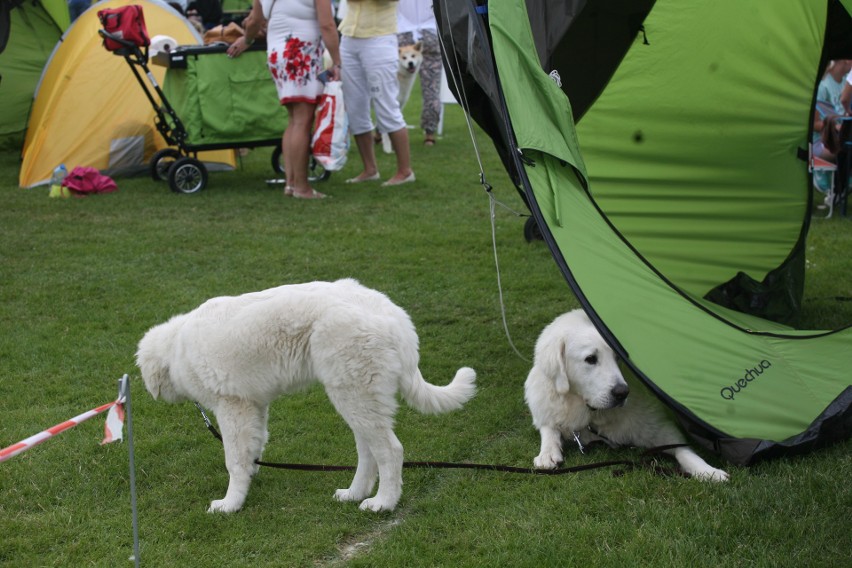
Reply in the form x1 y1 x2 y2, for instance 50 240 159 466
536 333 571 394
413 41 422 52
136 337 171 401
137 355 166 400
135 317 186 403
554 341 571 395
149 378 161 400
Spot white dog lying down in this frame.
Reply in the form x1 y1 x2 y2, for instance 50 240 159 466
524 310 728 481
136 279 477 513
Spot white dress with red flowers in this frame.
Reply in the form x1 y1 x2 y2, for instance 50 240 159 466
263 0 324 105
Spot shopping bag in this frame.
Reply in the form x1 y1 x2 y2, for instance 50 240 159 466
311 81 349 171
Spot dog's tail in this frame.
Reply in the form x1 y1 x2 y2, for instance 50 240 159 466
400 367 477 414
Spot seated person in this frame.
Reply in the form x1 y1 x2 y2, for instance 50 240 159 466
187 0 222 30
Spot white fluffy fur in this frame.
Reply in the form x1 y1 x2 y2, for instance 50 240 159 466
381 42 424 154
136 279 477 513
524 309 728 481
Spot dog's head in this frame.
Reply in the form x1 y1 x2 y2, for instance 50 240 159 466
398 42 423 74
135 315 187 403
536 309 629 410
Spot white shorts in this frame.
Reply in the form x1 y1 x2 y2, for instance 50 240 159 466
340 34 406 136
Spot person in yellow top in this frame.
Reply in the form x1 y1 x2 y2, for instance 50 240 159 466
339 0 415 186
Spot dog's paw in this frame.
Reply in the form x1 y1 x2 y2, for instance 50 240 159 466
208 498 242 513
358 497 396 512
693 467 730 483
533 452 562 470
334 488 363 503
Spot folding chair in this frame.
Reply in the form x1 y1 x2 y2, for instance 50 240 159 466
809 142 837 218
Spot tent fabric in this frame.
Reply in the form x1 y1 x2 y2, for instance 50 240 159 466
435 0 852 465
37 0 70 30
18 0 234 188
567 1 824 323
0 0 67 150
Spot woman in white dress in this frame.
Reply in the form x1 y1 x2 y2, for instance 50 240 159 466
228 0 341 199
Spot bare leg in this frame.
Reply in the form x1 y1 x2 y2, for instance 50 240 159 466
378 128 414 186
285 102 325 198
282 128 293 193
387 128 412 182
347 131 381 182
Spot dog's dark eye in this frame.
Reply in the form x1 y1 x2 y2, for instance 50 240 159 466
585 354 598 365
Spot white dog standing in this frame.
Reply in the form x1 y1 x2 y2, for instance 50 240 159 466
524 309 728 481
136 279 477 513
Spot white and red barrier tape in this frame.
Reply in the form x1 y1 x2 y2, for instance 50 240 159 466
0 398 125 464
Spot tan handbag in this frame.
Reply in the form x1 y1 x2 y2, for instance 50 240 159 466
202 22 244 45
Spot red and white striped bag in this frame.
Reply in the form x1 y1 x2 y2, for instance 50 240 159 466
311 81 349 171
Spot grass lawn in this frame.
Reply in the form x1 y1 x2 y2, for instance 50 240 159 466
0 96 850 567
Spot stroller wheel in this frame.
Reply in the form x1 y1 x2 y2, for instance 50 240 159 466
308 157 332 183
150 148 182 182
271 145 285 175
271 144 332 183
168 157 207 194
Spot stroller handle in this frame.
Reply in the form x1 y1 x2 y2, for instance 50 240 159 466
98 28 137 48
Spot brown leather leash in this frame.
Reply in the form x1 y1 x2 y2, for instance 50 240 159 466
193 403 687 478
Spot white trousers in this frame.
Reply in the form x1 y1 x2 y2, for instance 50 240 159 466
340 34 406 136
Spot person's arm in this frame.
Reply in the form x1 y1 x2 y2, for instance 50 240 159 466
841 77 852 115
814 109 825 134
316 0 341 80
227 0 264 58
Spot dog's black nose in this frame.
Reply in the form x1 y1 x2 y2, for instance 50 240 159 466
611 383 629 403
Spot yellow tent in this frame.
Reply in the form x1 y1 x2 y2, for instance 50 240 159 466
19 0 234 188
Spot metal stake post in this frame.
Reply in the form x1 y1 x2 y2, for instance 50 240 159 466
119 375 140 567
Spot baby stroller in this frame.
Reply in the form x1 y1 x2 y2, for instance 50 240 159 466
97 5 330 193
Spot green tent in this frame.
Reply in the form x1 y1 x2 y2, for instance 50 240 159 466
435 0 851 465
0 0 68 150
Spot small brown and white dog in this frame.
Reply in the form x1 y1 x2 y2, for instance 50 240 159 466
397 42 423 110
381 42 424 153
136 279 477 513
524 309 729 481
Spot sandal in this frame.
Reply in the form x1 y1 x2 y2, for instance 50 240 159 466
345 172 381 184
381 172 415 187
292 188 329 199
424 134 436 146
